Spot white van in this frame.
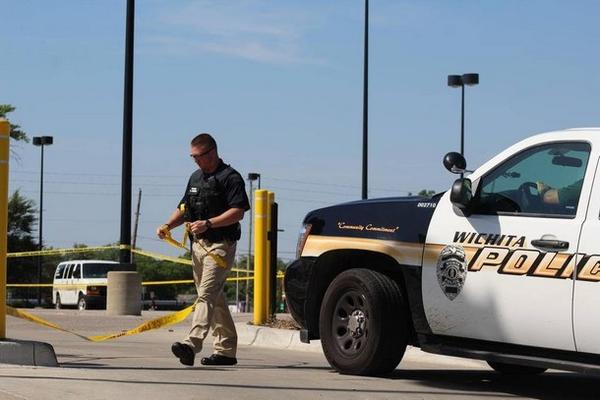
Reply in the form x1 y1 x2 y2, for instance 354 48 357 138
52 260 119 310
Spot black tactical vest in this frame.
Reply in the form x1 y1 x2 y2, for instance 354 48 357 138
184 164 242 242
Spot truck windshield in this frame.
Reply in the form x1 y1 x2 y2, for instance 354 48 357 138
82 264 116 278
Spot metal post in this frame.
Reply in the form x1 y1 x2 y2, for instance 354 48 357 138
33 135 53 306
460 84 465 157
361 0 369 200
119 0 135 265
265 192 274 316
132 188 142 251
460 84 465 178
0 119 11 337
245 172 259 312
37 144 44 306
253 190 268 325
245 179 253 312
269 202 278 316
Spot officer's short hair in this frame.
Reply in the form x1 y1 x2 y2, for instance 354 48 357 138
191 133 217 150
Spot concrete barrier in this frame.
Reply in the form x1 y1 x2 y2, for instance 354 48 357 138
107 271 141 316
0 339 58 367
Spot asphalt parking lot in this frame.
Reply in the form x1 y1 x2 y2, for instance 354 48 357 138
0 309 598 400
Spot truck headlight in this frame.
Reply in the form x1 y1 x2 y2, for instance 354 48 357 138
296 223 312 259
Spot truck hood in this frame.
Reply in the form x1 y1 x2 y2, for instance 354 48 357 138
303 194 442 244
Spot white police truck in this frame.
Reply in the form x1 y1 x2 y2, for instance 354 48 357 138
285 127 600 376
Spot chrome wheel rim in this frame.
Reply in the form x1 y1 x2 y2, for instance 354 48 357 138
331 290 369 357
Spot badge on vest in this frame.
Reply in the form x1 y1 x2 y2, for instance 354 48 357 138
189 187 199 194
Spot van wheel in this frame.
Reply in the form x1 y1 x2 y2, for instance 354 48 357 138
55 294 62 310
319 268 409 376
487 361 547 375
77 294 87 311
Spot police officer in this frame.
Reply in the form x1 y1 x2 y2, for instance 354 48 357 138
157 133 250 366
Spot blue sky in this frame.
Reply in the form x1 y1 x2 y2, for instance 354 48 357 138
3 0 600 261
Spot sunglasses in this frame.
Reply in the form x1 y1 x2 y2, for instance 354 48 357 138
190 147 214 160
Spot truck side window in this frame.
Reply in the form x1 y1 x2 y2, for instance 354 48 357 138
473 141 590 217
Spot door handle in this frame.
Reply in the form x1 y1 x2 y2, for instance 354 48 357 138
531 239 569 250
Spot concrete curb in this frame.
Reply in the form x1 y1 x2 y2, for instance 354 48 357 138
235 322 486 368
236 323 322 353
0 339 58 367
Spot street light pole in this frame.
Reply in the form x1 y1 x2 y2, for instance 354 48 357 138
33 135 53 307
461 84 465 156
447 73 479 176
119 0 135 265
362 0 369 200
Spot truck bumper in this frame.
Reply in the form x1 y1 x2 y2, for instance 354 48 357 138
283 257 316 331
84 294 106 308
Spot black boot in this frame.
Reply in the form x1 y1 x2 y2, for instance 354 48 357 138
200 353 237 366
171 342 195 366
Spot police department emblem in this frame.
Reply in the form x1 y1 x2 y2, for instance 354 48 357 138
436 245 467 301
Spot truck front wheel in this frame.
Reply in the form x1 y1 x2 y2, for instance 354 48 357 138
319 268 408 376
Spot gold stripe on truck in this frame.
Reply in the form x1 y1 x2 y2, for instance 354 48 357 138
302 235 424 266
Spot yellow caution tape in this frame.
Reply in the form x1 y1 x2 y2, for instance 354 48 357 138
88 305 194 342
6 304 195 342
142 279 194 286
132 248 249 273
7 306 98 341
6 275 256 288
159 224 227 268
132 248 192 266
7 245 119 258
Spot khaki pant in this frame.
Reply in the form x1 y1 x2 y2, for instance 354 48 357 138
182 239 237 358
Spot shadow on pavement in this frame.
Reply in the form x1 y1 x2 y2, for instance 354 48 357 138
0 374 541 397
388 369 599 400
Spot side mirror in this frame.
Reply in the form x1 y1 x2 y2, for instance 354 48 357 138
443 152 467 174
450 178 473 210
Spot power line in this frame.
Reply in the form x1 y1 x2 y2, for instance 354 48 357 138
12 170 426 194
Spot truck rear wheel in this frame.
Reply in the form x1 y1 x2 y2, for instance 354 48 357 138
319 268 408 376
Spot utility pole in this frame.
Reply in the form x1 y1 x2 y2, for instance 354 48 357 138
361 0 369 200
119 0 135 265
132 188 142 251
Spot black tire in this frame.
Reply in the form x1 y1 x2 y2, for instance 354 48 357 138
55 293 61 310
319 268 409 376
487 361 547 375
77 294 87 311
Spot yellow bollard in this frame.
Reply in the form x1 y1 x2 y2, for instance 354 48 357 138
266 191 274 316
0 119 10 339
253 189 268 325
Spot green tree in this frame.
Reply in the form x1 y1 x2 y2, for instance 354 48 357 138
7 190 37 252
7 191 38 304
418 189 436 198
0 104 28 142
